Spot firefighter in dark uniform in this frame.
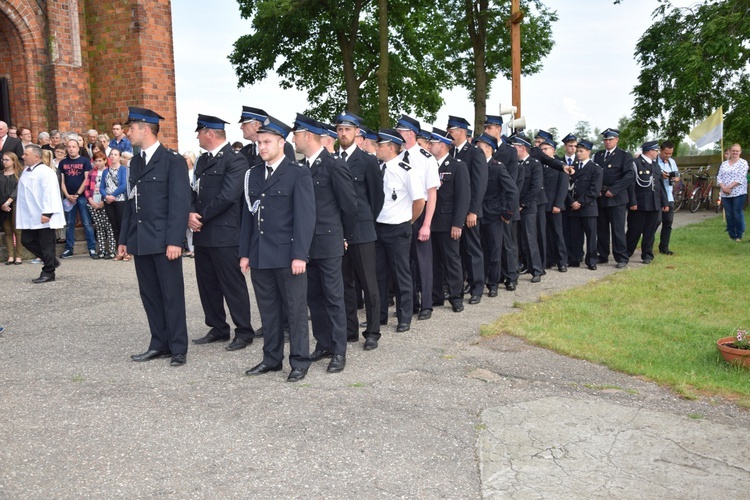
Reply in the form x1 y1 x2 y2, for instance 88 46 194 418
118 106 191 367
189 114 255 352
474 133 518 297
593 128 634 268
626 141 669 264
335 112 384 349
560 133 579 265
540 137 569 272
239 116 316 382
238 106 296 166
510 134 544 283
568 139 603 270
447 115 487 304
291 114 357 373
427 128 470 312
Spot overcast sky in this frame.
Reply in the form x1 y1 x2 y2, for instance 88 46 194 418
171 0 694 153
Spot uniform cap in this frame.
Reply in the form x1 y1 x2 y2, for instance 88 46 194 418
447 115 470 130
577 139 593 150
474 133 498 151
641 140 659 152
429 127 452 145
562 133 578 144
395 115 420 134
195 114 229 132
257 116 291 138
335 111 362 127
509 134 532 148
238 106 268 124
292 114 325 136
601 128 620 138
126 107 164 125
535 129 554 141
360 126 378 141
377 129 405 145
484 115 503 126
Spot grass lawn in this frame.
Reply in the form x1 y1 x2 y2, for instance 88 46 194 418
484 214 750 405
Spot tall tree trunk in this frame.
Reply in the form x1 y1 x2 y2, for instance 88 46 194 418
338 33 361 114
466 0 489 133
378 0 389 128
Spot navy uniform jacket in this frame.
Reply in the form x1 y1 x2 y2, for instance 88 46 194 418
345 147 384 244
627 156 668 211
190 144 250 247
593 147 634 207
493 142 519 181
543 162 568 212
308 149 357 259
568 160 603 218
120 144 191 255
432 157 470 232
530 146 565 172
482 158 518 222
452 142 488 217
518 155 543 215
240 141 296 166
239 157 315 269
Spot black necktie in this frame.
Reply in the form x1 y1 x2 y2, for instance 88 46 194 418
341 151 348 161
304 159 311 168
567 157 572 166
604 151 611 161
207 152 213 159
141 151 147 163
266 166 273 179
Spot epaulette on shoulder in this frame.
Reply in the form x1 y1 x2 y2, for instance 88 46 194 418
419 148 432 158
167 148 179 155
399 161 411 171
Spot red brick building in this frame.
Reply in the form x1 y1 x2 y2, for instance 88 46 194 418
0 0 178 147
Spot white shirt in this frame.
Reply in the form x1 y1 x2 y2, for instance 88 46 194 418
376 155 425 225
209 141 229 157
141 141 161 164
338 144 357 161
16 163 65 230
306 147 325 168
406 144 440 195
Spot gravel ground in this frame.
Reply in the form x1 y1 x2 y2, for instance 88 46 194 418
1 209 747 499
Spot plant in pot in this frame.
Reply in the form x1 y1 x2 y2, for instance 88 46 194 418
717 328 750 369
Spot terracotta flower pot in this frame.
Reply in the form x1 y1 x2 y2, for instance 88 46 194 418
717 337 750 369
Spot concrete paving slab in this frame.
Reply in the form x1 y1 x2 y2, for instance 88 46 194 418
479 396 750 499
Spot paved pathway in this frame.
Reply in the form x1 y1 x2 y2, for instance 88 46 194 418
1 210 747 499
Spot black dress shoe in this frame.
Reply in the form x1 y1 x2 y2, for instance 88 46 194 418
660 249 674 255
245 362 283 375
287 367 308 382
587 264 597 271
530 275 541 283
363 337 379 350
450 299 464 312
558 265 568 273
569 262 580 268
518 266 529 274
462 283 471 295
226 337 252 351
487 287 498 298
597 258 608 264
252 327 263 338
309 349 334 362
642 258 653 264
413 306 421 315
615 262 628 269
327 354 346 373
131 350 171 362
192 333 229 345
396 323 410 332
417 309 432 320
32 274 55 284
379 319 388 326
505 281 517 291
468 295 481 304
170 353 186 366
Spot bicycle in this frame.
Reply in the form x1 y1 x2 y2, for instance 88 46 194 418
688 167 717 212
671 168 691 212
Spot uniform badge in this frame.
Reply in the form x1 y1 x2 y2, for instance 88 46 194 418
646 170 650 174
608 164 612 168
250 199 260 214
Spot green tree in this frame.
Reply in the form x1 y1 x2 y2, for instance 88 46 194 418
445 0 557 132
630 0 750 147
229 0 452 127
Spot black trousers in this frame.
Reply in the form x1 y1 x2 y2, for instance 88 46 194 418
519 211 543 276
500 220 519 283
134 253 188 355
569 216 598 267
460 222 485 296
410 214 433 310
376 221 413 325
308 256 347 355
626 210 661 261
432 231 462 303
21 228 56 275
536 207 547 268
343 241 380 340
597 204 628 264
562 211 577 264
104 201 126 247
250 267 310 370
480 218 504 288
546 211 568 267
194 245 253 341
659 202 675 252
